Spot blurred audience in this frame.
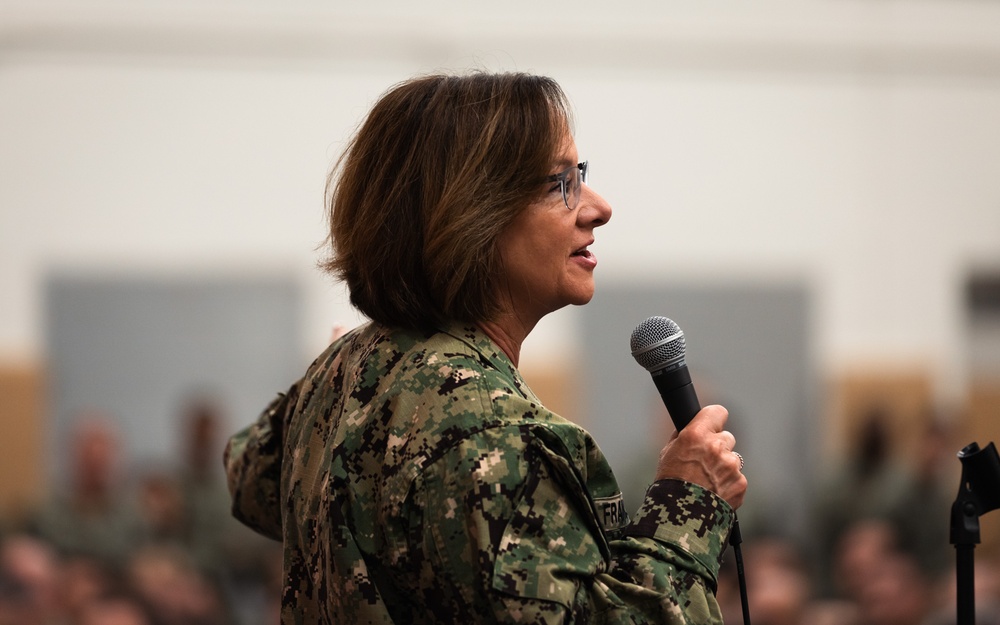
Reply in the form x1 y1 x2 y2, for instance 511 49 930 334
173 396 281 625
32 414 138 565
856 551 932 625
0 534 60 625
811 405 914 595
891 418 958 581
126 545 228 625
58 554 120 624
925 559 1000 625
719 536 813 625
0 393 995 624
135 470 189 550
832 519 900 603
2 397 280 625
76 592 152 625
177 396 234 572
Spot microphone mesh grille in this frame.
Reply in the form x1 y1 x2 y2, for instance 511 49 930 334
630 316 686 372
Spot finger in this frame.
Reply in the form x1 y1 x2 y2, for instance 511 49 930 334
690 404 729 432
732 451 745 471
719 430 736 452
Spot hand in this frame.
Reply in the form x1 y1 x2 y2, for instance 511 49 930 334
654 404 747 509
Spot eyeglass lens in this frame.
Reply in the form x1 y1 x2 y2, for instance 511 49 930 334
564 161 588 210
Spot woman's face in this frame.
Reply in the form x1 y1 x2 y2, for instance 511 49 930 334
497 129 613 326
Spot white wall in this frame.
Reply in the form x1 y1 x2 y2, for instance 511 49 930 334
3 0 1000 402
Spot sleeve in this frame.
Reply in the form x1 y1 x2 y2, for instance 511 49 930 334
414 426 735 625
222 381 300 541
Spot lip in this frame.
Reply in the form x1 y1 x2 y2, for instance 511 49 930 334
570 240 598 269
571 239 595 256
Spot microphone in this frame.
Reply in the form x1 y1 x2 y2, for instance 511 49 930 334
630 315 753 625
629 316 700 431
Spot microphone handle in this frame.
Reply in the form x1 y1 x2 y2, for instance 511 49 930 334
651 363 752 625
651 364 701 431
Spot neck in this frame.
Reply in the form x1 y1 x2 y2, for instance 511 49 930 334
477 315 535 367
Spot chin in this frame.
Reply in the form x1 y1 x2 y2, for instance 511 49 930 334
569 287 596 307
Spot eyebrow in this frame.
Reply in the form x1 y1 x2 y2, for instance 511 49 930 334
550 158 577 174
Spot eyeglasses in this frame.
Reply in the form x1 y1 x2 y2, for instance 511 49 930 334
546 161 588 211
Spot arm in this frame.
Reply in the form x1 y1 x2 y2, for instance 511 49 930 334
415 424 735 624
223 381 300 540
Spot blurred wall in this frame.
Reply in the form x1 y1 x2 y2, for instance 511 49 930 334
44 275 304 481
2 2 1000 501
580 283 813 537
2 2 999 391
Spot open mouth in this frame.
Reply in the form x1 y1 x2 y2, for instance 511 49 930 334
571 242 594 258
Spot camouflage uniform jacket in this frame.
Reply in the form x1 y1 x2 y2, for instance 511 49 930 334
225 322 735 624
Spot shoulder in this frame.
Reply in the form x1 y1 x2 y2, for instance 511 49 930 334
371 325 534 426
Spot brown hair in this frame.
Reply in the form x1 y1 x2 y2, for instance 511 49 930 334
321 72 572 330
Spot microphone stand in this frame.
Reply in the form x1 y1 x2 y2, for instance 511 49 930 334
950 441 1000 625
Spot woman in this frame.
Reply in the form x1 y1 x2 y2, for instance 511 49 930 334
225 72 746 624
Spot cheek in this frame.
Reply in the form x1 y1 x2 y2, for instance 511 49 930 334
497 234 538 286
499 209 572 285
502 219 546 264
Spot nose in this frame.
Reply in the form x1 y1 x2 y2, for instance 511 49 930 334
578 184 612 227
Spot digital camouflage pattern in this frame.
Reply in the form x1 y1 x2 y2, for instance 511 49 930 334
225 322 735 624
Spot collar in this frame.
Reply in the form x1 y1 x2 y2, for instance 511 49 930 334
437 321 541 404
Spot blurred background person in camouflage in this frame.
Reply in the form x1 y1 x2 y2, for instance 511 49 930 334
32 414 138 567
225 71 747 624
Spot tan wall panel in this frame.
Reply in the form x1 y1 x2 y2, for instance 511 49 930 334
826 371 1000 557
825 368 935 463
520 365 581 428
0 364 46 524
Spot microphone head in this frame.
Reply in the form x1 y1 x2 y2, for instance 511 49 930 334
630 316 687 373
